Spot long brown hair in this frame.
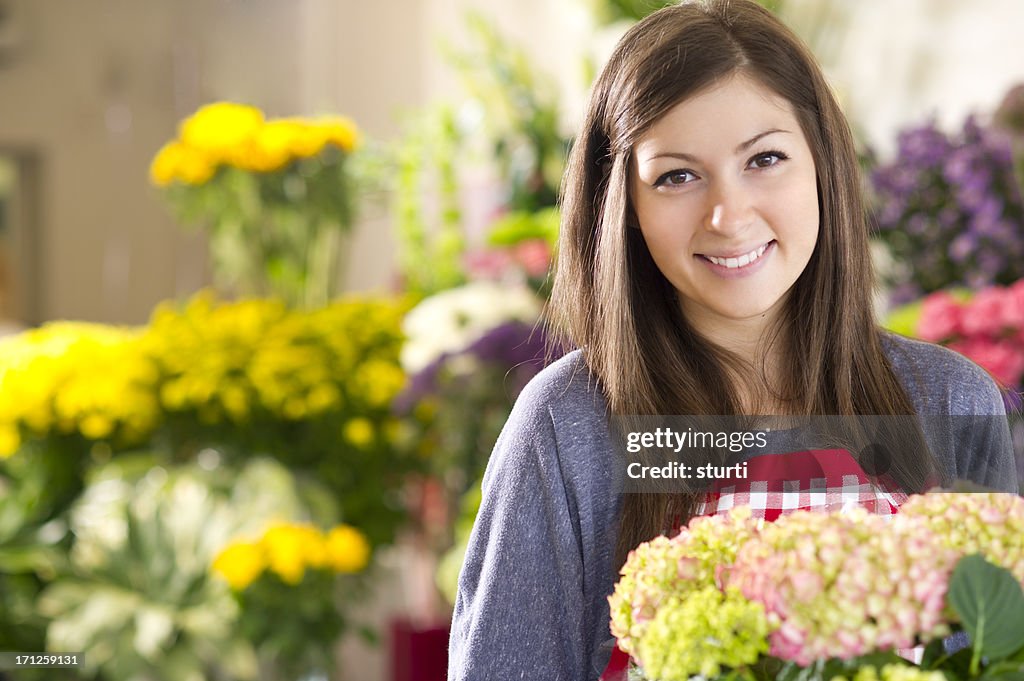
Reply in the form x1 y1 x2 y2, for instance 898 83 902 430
547 0 936 567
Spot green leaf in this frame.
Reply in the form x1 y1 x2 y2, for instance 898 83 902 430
948 554 1024 661
982 672 1024 681
921 637 948 669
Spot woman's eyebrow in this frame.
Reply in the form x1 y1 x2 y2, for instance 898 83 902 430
645 128 792 162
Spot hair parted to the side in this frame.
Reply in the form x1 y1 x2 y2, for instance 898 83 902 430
547 0 938 567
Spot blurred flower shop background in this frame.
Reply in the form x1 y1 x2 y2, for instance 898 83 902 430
0 0 1023 680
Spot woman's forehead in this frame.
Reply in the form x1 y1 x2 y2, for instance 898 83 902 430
633 74 802 161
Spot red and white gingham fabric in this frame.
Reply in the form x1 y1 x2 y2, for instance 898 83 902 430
600 448 908 681
694 448 908 521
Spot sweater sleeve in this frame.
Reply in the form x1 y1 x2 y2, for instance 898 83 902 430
945 356 1019 493
448 377 590 680
883 333 1019 493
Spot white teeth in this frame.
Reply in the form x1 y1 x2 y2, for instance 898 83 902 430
705 242 769 268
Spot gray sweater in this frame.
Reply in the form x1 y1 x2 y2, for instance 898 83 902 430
448 334 1019 680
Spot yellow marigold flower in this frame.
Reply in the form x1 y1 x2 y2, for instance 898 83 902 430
261 523 309 584
0 423 20 458
325 525 370 573
219 383 250 422
212 541 266 591
294 524 328 569
179 102 265 165
78 413 114 440
354 360 405 408
282 397 308 421
306 383 341 414
280 118 329 158
317 115 360 152
238 119 298 172
149 141 184 186
149 140 216 186
343 417 374 448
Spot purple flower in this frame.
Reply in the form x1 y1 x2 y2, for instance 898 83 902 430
871 113 1024 299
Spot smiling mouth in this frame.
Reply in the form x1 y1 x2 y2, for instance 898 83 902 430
698 241 774 269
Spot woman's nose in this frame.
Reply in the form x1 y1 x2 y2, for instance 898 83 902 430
705 182 754 235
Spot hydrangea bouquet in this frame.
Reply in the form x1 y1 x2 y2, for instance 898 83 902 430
609 494 1024 681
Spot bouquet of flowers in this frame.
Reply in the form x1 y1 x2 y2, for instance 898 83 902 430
870 116 1024 305
212 521 372 681
150 102 361 307
609 494 1024 681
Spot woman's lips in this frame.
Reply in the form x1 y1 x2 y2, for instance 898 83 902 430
696 240 775 278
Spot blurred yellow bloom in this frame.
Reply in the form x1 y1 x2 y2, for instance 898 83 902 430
294 524 328 569
261 523 311 585
0 423 20 458
343 418 374 448
179 102 264 165
148 141 216 186
0 323 160 450
212 541 266 591
239 119 299 172
78 413 114 440
317 115 360 151
279 118 329 158
325 525 370 573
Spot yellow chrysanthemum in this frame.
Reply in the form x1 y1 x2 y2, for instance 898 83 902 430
261 523 324 585
212 541 266 591
178 102 265 166
325 525 370 573
343 417 374 448
148 140 217 186
237 119 299 172
279 118 330 158
0 323 160 446
317 115 360 152
0 423 21 458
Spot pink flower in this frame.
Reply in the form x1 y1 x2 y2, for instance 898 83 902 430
949 337 1024 386
960 287 1011 336
512 239 553 278
1002 279 1024 329
463 249 514 280
917 292 963 341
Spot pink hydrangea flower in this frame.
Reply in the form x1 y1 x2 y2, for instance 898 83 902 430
726 509 956 665
948 337 1024 386
916 292 964 342
960 287 1011 336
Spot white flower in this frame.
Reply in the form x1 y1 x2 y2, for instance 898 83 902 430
400 281 542 374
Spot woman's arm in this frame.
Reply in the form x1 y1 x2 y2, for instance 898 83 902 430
448 380 591 680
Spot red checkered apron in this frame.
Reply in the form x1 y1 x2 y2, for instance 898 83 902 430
599 448 907 681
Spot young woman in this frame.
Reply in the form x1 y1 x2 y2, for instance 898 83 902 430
448 1 1018 679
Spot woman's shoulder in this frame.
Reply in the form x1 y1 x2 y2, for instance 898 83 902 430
495 349 614 475
514 348 608 420
880 331 1008 415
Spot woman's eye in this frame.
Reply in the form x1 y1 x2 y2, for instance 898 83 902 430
654 170 697 187
748 150 789 169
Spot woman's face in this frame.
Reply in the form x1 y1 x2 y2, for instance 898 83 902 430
630 72 819 339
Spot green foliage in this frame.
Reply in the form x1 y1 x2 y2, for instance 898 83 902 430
393 104 468 296
34 460 293 681
390 14 569 296
486 207 560 249
948 554 1024 675
444 13 569 212
0 437 89 654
